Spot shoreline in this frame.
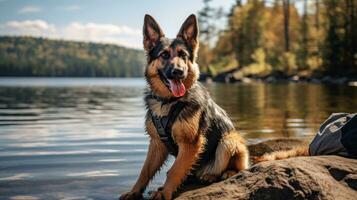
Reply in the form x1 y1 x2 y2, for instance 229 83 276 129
199 73 357 86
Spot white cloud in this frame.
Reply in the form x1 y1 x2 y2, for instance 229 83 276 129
64 22 140 38
18 5 41 14
0 20 142 49
61 22 141 48
3 20 56 36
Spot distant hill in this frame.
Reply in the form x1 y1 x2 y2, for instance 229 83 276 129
0 36 145 77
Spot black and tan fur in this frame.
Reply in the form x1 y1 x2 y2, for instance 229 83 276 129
120 14 249 200
253 145 310 163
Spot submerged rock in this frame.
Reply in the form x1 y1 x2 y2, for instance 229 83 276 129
176 156 357 200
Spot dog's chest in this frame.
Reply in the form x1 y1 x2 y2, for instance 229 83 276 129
147 99 173 117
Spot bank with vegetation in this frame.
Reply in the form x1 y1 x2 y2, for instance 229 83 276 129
0 36 145 77
197 0 357 82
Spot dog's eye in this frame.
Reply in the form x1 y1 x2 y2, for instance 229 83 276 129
178 51 187 59
160 51 170 60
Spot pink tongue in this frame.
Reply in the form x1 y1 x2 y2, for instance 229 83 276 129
169 80 186 97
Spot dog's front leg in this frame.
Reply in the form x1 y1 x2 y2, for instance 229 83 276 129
150 140 202 200
120 139 168 200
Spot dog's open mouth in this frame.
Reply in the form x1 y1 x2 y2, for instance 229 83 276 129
168 79 186 97
158 69 186 97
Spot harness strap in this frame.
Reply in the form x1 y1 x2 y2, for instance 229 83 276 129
150 101 186 156
146 93 180 105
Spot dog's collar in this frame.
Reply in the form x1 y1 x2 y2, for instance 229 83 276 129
146 93 180 105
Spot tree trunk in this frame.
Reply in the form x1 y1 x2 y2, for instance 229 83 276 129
315 0 320 30
301 0 308 70
283 0 290 52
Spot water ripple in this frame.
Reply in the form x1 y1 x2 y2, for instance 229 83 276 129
0 78 356 199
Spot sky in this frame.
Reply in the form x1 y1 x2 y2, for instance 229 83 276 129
0 0 235 49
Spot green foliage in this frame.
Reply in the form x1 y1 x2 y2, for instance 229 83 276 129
278 52 297 74
210 54 238 75
237 48 272 77
0 36 145 77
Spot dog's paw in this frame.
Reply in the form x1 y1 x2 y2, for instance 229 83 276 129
149 189 172 200
221 170 237 180
149 191 165 200
119 191 142 200
199 174 218 183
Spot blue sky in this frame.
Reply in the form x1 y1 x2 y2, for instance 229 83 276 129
0 0 235 49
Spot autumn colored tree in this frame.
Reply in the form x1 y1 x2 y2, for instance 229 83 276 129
198 0 357 78
323 0 357 76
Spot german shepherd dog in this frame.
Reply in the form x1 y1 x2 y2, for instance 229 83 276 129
120 14 249 200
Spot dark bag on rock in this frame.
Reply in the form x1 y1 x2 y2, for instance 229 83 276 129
309 113 357 158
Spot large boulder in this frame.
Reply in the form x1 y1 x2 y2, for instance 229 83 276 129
176 156 357 200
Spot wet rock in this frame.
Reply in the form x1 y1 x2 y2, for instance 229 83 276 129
332 77 348 85
177 156 357 200
241 77 252 83
348 81 357 87
213 73 235 83
289 75 300 82
264 76 277 83
310 78 321 84
199 73 213 82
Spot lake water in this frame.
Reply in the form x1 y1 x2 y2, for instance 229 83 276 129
0 78 356 200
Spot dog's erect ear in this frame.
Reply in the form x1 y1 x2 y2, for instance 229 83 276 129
143 14 164 52
177 14 199 57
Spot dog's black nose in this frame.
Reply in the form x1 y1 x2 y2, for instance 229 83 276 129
171 68 184 78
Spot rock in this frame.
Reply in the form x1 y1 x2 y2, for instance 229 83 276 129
176 156 357 200
213 73 236 83
242 77 252 83
348 81 357 87
333 77 348 85
289 75 300 82
265 76 277 83
198 73 213 82
310 78 321 84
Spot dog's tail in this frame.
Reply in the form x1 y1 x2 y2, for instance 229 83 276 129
253 145 309 164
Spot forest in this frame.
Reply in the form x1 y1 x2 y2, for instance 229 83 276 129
197 0 357 81
0 36 145 77
0 0 355 79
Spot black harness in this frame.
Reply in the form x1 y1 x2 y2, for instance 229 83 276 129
149 101 186 156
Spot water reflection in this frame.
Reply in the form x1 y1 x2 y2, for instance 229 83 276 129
0 78 356 199
207 83 357 140
0 173 32 181
66 170 120 177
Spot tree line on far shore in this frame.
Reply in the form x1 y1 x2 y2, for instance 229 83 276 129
1 0 356 80
0 36 145 77
198 0 357 79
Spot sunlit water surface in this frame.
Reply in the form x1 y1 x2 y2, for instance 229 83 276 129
0 78 356 199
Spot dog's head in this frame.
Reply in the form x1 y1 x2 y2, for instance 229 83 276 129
143 14 200 98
